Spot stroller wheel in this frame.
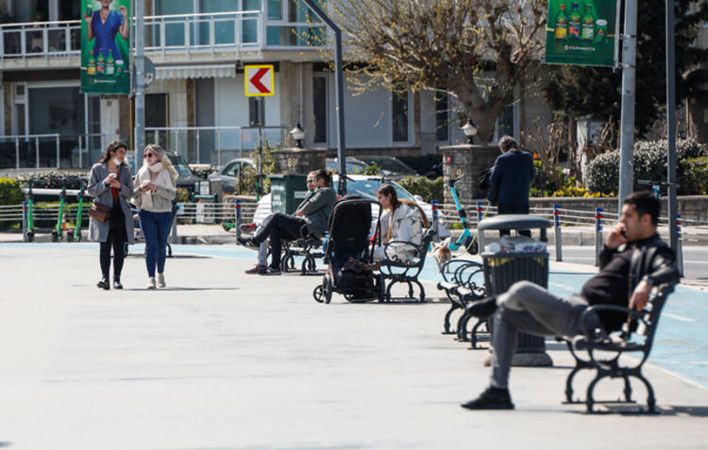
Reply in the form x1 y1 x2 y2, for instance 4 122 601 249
313 285 325 303
324 276 333 304
465 238 479 255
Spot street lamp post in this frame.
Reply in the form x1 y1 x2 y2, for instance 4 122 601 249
301 0 347 195
461 119 478 145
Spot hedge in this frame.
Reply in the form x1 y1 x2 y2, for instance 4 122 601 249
0 177 23 205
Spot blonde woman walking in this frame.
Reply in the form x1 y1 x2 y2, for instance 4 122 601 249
133 144 177 289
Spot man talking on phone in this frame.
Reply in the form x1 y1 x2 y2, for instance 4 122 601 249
459 191 680 410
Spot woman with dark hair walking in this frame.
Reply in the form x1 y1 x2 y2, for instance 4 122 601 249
88 140 134 290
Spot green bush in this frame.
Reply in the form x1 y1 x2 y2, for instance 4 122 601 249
13 171 88 190
397 176 444 202
0 177 23 205
586 138 708 195
680 156 708 195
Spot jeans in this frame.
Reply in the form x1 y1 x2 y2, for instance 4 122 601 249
140 210 173 278
253 212 307 269
489 281 601 389
497 203 531 237
100 226 126 280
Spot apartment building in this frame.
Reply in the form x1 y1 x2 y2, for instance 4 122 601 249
0 0 544 170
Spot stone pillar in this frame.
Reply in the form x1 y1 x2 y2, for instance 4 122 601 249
271 148 328 175
437 144 499 206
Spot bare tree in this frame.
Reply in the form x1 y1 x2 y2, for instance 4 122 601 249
330 0 546 142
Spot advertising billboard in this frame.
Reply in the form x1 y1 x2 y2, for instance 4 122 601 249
544 0 618 67
81 0 131 95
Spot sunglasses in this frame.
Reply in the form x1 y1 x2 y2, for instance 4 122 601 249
143 153 155 158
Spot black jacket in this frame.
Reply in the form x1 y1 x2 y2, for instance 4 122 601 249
599 234 680 297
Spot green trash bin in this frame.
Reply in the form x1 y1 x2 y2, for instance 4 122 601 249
478 214 553 367
270 174 309 214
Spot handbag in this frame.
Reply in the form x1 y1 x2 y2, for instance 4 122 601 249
88 201 111 223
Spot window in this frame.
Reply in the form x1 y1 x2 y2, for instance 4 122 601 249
268 0 283 20
146 94 169 128
313 76 327 143
28 86 83 134
435 90 449 141
495 103 514 141
392 91 409 142
249 97 265 127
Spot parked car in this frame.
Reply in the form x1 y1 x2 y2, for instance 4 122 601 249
354 155 418 178
208 157 256 194
165 151 199 195
252 174 433 226
325 157 369 175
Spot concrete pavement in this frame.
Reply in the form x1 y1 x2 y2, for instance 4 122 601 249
0 243 707 449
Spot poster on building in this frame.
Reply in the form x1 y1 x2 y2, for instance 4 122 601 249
544 0 617 67
80 0 131 95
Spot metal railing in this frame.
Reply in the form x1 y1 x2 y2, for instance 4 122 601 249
0 19 80 61
0 133 120 170
145 126 290 165
0 11 328 60
144 10 262 54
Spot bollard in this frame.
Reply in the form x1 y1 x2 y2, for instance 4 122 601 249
594 207 604 267
677 213 684 277
553 204 562 262
234 199 242 241
431 199 439 237
476 201 483 225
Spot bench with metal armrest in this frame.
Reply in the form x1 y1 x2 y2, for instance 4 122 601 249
436 260 489 346
281 224 325 276
378 228 436 302
563 283 675 414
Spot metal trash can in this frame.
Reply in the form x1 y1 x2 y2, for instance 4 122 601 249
478 215 553 367
270 174 308 214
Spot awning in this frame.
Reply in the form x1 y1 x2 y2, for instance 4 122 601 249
155 64 236 80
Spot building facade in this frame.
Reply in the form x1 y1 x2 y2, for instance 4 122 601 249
0 0 540 170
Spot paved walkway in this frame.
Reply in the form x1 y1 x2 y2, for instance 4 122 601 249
0 243 707 449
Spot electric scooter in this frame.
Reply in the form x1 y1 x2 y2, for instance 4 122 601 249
446 178 488 255
51 180 67 242
69 182 86 242
23 180 35 243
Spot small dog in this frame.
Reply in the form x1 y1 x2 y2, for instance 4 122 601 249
432 237 452 266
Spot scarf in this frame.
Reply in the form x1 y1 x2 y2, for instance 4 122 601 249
136 162 174 210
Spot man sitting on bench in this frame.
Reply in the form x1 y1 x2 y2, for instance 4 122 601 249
239 169 336 275
461 191 680 410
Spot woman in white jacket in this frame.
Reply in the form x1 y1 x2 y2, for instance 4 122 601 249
374 184 429 262
133 144 177 289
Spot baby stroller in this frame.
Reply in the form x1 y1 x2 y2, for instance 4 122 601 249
313 197 385 304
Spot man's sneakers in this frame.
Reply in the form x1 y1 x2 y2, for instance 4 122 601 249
237 237 257 248
244 264 281 276
461 386 515 410
466 295 498 319
245 264 265 275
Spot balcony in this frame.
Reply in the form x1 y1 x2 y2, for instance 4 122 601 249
0 11 327 69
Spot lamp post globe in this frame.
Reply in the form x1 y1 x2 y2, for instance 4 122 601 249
461 118 478 145
289 122 306 149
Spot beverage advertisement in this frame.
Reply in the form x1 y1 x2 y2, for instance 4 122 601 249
81 0 131 95
544 0 617 67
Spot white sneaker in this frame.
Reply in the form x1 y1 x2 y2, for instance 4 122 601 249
157 273 166 288
147 277 156 290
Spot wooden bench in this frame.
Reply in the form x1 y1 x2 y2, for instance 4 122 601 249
564 283 675 414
